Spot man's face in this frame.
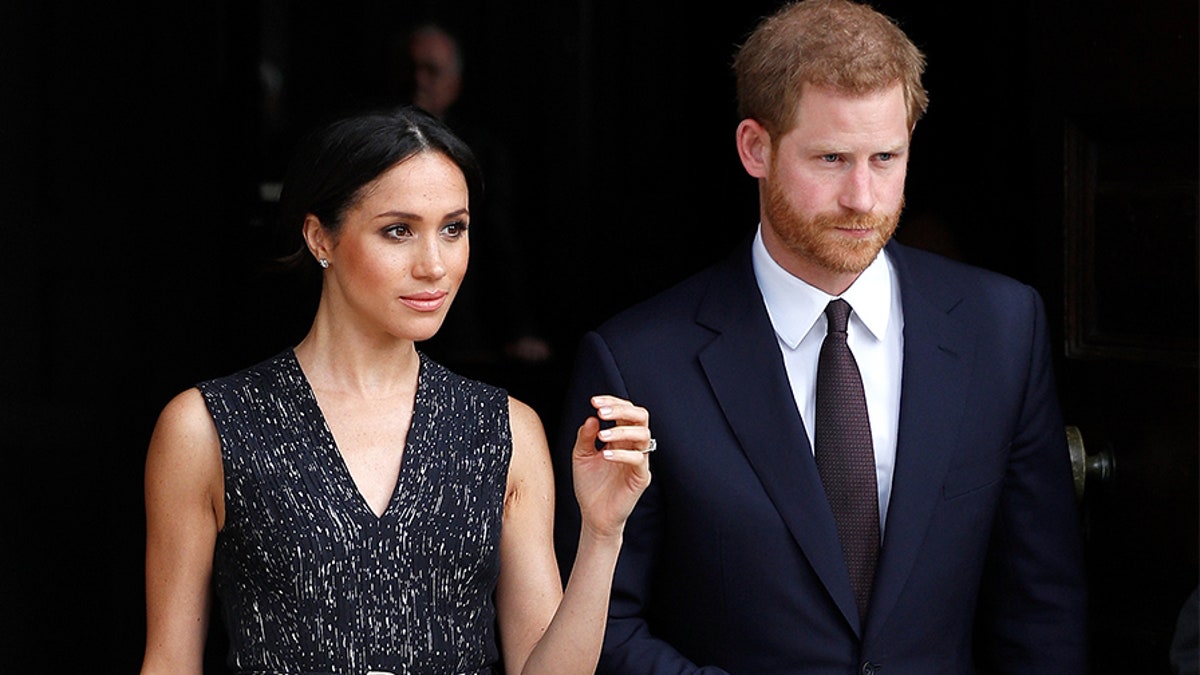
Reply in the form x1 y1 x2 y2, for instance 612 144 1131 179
758 83 910 292
409 31 461 118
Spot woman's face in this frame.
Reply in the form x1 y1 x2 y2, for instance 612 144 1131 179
319 151 470 344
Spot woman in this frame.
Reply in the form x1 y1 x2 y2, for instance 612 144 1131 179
140 107 652 674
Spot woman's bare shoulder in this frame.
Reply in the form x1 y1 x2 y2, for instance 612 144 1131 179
507 396 545 440
146 387 221 484
504 396 552 496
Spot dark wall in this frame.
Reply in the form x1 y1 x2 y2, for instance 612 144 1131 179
0 1 1194 671
0 5 768 669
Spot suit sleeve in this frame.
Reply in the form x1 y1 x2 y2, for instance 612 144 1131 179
553 331 731 675
976 286 1088 673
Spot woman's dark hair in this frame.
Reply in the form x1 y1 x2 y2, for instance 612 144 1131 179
274 105 483 269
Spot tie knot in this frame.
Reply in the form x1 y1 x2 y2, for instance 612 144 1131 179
825 298 852 334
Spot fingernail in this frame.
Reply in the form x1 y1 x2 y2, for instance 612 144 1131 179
598 407 612 417
598 429 612 440
603 450 614 459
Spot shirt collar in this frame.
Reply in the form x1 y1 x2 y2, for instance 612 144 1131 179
752 225 894 349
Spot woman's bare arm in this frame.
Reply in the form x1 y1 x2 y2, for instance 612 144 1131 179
140 388 224 675
496 395 651 674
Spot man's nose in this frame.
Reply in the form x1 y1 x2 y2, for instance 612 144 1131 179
838 164 877 214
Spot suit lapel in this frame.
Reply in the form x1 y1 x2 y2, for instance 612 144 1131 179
696 244 862 632
864 243 976 641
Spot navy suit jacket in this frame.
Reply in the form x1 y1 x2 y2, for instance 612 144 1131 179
553 239 1087 674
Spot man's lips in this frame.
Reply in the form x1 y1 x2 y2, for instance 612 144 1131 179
399 290 448 312
834 226 876 239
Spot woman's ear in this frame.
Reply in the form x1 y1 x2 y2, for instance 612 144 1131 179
736 119 772 179
302 214 330 263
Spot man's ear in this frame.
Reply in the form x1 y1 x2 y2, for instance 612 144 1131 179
736 118 772 179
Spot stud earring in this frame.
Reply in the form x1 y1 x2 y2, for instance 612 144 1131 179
319 258 330 269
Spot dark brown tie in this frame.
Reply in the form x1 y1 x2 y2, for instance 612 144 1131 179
814 298 880 620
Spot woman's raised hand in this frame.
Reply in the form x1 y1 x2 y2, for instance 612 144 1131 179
571 395 653 540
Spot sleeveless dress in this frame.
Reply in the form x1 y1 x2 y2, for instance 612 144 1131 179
197 349 512 675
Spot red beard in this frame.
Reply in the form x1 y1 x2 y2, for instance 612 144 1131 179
763 176 901 276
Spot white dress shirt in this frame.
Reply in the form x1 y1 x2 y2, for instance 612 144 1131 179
751 226 904 534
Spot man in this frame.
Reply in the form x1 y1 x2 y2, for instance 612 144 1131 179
552 0 1087 672
399 23 464 121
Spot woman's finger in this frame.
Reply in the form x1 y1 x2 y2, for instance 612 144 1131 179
596 425 652 449
591 395 650 427
600 447 653 465
572 415 602 458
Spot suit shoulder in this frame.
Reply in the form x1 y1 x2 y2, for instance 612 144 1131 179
594 260 726 337
891 242 1041 302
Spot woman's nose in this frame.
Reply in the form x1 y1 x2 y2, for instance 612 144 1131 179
412 240 447 279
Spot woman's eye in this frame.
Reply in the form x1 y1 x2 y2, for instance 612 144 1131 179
384 224 413 239
442 221 469 238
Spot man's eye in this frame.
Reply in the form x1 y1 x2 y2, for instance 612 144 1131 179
820 154 840 163
876 152 894 162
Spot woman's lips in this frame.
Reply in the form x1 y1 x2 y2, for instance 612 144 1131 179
399 290 448 312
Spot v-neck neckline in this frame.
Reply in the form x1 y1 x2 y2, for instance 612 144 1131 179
285 348 427 524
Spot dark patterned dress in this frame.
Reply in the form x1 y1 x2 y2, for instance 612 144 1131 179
197 350 512 674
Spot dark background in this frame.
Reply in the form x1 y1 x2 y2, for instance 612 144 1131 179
0 1 1195 672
